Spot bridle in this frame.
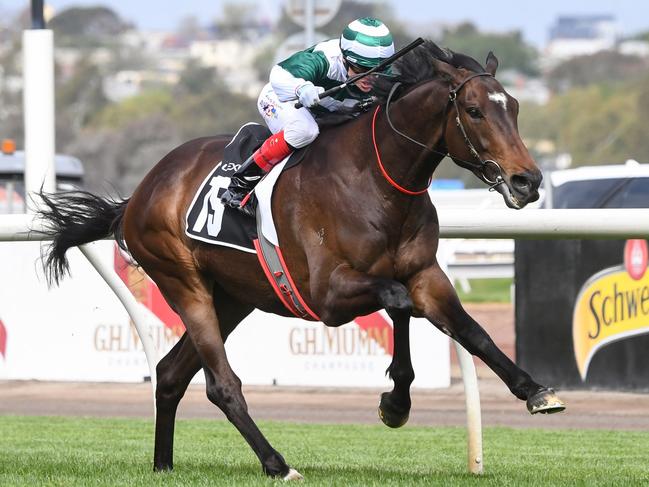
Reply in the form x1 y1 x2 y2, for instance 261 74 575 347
376 72 507 194
448 73 506 186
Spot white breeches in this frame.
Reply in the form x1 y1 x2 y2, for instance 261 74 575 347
257 83 320 149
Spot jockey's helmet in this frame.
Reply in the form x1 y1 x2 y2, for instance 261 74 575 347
340 17 395 70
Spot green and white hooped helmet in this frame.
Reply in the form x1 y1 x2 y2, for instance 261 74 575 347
340 17 395 69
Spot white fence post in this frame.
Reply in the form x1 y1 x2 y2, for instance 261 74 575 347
23 28 56 207
437 243 484 474
79 243 159 415
454 342 483 474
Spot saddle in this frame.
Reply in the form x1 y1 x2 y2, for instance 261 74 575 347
185 123 306 250
224 123 271 171
185 123 318 320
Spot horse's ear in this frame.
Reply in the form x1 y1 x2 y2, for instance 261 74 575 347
432 57 464 85
485 51 499 76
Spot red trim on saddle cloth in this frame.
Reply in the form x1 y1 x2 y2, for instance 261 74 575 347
372 105 431 196
253 130 292 172
252 239 320 321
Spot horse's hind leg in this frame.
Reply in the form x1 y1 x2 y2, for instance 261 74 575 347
410 264 565 414
154 288 252 471
150 271 297 478
154 332 201 471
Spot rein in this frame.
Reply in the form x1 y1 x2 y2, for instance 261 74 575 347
372 105 430 195
374 72 507 194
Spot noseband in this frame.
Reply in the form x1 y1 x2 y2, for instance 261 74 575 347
383 72 506 190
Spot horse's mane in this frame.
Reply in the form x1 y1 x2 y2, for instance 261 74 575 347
372 39 486 102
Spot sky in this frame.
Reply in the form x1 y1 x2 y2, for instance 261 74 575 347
8 0 649 48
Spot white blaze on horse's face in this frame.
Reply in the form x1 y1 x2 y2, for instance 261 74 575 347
488 92 508 111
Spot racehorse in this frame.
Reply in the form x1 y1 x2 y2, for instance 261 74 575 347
38 41 564 479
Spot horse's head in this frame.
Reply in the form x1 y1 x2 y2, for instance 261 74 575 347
432 50 541 209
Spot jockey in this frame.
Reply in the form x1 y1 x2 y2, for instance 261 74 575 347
220 17 395 215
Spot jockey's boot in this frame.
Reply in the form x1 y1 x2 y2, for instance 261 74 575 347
221 130 293 217
220 155 264 217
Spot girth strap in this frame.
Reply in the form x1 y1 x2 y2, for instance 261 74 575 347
253 206 320 321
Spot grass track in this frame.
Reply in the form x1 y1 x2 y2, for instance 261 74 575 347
0 416 648 486
456 278 513 303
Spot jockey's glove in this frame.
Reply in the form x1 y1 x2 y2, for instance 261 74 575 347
296 82 324 108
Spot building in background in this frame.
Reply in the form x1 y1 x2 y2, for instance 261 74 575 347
544 15 617 66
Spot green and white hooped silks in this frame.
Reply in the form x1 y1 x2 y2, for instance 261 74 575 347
340 17 395 68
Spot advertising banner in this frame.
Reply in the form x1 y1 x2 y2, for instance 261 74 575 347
0 241 449 388
572 240 649 380
516 238 649 390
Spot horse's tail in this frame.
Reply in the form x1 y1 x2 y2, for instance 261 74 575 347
37 190 130 285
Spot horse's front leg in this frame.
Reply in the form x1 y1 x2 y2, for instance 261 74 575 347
409 264 565 414
379 317 415 428
318 265 415 427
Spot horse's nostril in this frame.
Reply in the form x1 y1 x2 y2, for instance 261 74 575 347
511 175 532 193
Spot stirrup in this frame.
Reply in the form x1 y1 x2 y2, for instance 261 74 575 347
220 151 264 217
221 188 256 217
221 185 247 207
221 181 257 218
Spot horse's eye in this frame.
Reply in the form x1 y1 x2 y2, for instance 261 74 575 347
467 107 483 119
466 107 483 119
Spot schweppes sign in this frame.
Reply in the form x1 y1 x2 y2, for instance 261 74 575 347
573 240 649 380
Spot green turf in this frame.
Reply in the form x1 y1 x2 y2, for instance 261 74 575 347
0 416 647 486
456 278 513 303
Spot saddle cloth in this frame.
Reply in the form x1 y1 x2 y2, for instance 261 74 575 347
185 123 305 252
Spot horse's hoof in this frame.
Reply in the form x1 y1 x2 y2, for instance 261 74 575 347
283 468 304 481
527 387 566 415
378 392 410 428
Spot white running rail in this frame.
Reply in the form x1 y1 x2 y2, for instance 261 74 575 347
0 214 159 416
4 207 649 474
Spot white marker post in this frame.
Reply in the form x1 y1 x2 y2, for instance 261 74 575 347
23 0 56 209
454 342 483 474
436 248 484 474
304 0 315 48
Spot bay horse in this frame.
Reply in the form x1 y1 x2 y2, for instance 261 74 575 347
39 41 564 479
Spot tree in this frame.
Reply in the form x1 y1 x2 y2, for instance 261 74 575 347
547 51 649 93
49 7 132 47
212 2 259 39
89 90 174 129
439 22 539 76
55 59 108 149
252 42 278 82
60 66 261 195
170 85 261 141
66 113 181 195
631 30 649 43
175 16 204 42
0 16 24 145
518 76 649 166
175 60 220 97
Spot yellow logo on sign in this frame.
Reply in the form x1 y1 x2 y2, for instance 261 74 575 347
573 266 649 380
